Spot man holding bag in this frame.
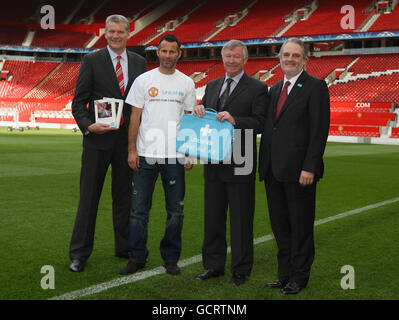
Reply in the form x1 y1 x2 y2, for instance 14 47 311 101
193 40 268 286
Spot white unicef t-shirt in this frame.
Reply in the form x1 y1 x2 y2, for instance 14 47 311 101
126 68 196 158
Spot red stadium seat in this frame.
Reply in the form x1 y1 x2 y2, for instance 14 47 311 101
390 127 399 139
329 125 380 137
284 0 372 37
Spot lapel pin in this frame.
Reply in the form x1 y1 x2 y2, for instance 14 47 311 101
297 83 303 87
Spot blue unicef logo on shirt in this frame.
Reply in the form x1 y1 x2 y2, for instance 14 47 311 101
162 90 184 97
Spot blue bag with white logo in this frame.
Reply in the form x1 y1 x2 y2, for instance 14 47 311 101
176 108 234 163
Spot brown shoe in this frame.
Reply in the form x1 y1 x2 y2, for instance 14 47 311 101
119 261 145 275
164 262 181 275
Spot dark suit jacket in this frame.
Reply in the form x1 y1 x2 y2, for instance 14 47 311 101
201 73 268 183
72 48 147 150
259 71 330 182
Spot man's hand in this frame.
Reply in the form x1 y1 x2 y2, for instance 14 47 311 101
184 157 194 171
88 123 117 134
192 104 205 117
128 150 140 171
299 170 315 186
216 111 236 126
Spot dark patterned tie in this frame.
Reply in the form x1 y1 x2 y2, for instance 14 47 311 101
219 78 233 111
275 81 290 119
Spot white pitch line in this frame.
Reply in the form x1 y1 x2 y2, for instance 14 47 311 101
50 197 399 300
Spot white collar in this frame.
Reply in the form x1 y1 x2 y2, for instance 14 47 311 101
284 69 303 86
225 70 244 83
107 45 127 60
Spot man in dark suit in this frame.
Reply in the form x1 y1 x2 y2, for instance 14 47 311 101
259 38 330 294
69 14 147 272
193 40 268 286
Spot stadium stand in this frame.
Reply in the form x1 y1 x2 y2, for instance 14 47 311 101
329 73 399 105
92 0 166 49
0 0 38 22
0 0 398 141
43 0 82 24
347 54 399 75
328 101 397 138
210 0 308 41
284 0 373 37
127 0 204 46
368 3 399 31
330 111 396 126
0 60 59 98
31 29 93 48
391 127 399 138
329 101 394 113
26 62 80 99
0 26 28 46
92 0 156 23
71 0 105 24
329 125 381 137
0 99 69 122
156 0 252 43
1 53 399 135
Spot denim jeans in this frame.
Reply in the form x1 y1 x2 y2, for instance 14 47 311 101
128 157 185 263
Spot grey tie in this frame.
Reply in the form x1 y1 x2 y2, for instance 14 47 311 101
219 78 233 111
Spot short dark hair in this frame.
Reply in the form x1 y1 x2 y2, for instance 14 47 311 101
158 34 181 50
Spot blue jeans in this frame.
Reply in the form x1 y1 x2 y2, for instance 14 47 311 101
128 157 185 263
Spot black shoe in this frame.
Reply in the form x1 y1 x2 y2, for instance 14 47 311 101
280 281 302 295
196 269 224 280
229 274 246 286
69 259 85 272
266 279 289 289
164 262 181 275
119 261 145 275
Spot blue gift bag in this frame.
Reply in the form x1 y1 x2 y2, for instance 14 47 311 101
176 109 234 163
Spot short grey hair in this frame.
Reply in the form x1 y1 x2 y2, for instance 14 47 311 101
105 14 130 33
278 37 308 60
221 39 248 59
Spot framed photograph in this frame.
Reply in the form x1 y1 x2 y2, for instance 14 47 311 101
109 98 124 128
94 99 116 127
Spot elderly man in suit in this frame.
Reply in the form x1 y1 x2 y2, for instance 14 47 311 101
193 40 268 286
259 38 330 294
69 14 147 272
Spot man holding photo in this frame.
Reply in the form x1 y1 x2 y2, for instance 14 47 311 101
69 14 146 272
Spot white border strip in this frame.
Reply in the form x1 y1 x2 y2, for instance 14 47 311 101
50 197 399 300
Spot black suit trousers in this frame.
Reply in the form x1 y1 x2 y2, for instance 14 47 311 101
202 178 255 276
69 131 132 261
264 167 316 287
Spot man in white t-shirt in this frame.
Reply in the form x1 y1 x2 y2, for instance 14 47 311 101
120 34 196 276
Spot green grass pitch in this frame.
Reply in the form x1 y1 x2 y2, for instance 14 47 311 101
0 127 398 300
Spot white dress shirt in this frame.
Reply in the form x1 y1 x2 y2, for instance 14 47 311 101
283 69 304 95
219 70 244 97
107 45 129 91
283 69 303 95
